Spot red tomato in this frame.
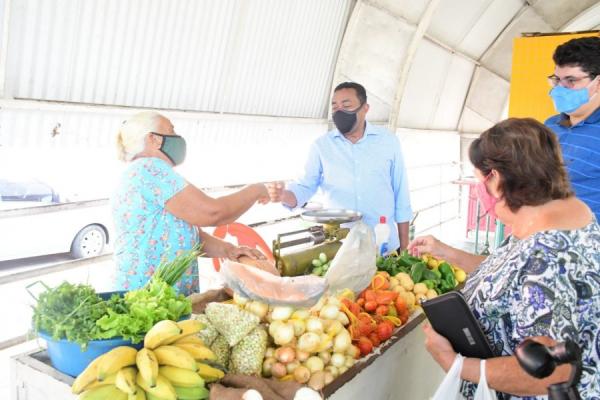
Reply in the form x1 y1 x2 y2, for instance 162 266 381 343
375 305 389 316
369 332 381 347
376 321 394 341
364 300 378 312
357 336 374 356
395 296 408 314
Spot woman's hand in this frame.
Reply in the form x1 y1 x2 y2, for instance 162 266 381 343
224 244 267 261
408 235 446 259
423 323 457 372
253 183 270 205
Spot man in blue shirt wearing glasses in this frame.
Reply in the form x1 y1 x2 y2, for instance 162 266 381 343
546 36 600 220
267 82 412 251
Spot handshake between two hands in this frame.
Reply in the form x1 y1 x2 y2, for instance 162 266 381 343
256 181 286 205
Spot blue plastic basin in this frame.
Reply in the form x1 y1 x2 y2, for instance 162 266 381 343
38 331 143 377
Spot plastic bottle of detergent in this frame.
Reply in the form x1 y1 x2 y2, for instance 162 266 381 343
374 216 390 256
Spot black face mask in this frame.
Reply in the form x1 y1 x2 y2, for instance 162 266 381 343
332 104 363 134
152 132 187 165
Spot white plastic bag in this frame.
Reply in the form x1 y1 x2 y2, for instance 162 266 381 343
474 359 497 400
220 259 328 307
323 221 377 294
431 353 466 400
431 355 497 400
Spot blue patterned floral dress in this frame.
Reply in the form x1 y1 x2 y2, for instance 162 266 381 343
461 220 600 400
112 157 200 296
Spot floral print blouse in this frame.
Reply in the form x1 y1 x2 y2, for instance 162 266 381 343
461 220 600 400
112 157 200 296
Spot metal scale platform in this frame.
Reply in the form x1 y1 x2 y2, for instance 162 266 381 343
273 209 362 276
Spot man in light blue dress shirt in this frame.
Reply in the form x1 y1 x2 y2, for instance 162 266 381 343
267 82 412 251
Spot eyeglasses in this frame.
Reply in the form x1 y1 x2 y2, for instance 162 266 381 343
547 74 594 88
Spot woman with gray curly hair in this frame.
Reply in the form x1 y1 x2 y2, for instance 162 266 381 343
113 111 269 295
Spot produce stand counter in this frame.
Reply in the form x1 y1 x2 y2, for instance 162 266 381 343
9 311 445 400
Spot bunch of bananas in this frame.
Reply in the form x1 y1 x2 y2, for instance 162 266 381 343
71 319 225 400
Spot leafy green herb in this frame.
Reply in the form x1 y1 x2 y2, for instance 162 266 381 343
31 282 107 350
31 279 192 349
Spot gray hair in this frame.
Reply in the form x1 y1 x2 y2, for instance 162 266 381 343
116 111 163 161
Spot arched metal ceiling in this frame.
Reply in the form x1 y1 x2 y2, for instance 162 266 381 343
333 0 600 134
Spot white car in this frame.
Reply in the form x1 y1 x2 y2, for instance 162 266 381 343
0 178 112 261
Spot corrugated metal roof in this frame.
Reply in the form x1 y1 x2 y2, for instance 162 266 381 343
4 0 351 118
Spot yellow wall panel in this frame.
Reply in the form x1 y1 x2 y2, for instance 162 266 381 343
509 32 599 121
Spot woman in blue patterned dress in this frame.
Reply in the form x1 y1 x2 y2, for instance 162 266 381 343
409 118 599 399
112 111 269 296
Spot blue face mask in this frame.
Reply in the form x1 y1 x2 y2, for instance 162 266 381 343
549 85 591 114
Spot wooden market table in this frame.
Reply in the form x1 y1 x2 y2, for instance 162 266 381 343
10 312 445 400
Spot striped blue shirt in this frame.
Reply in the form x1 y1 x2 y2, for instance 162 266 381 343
288 122 412 251
546 107 600 220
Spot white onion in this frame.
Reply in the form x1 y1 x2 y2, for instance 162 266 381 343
305 356 325 373
326 320 344 336
346 345 360 359
295 350 310 362
246 301 269 319
291 309 310 320
293 366 311 384
286 361 300 374
320 318 333 332
307 371 326 391
271 306 294 321
273 322 295 345
275 346 296 364
319 304 340 320
333 329 351 353
269 320 284 337
271 362 287 378
306 317 324 333
297 332 321 353
317 333 333 352
318 351 331 365
336 312 350 326
262 357 276 377
330 353 346 368
325 365 339 377
345 355 355 368
290 319 306 337
324 371 335 385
